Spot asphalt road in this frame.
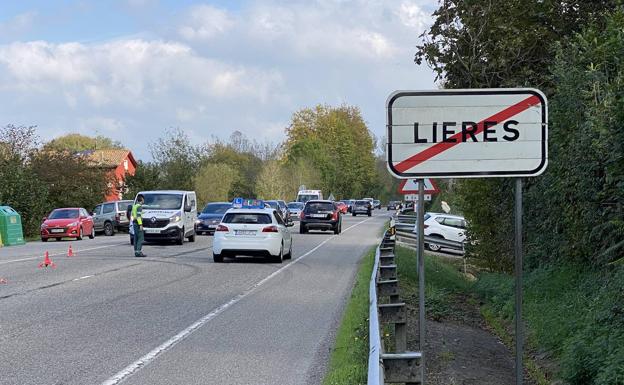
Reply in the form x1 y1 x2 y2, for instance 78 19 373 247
0 211 388 385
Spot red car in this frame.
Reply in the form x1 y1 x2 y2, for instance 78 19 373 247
335 201 348 214
41 208 95 242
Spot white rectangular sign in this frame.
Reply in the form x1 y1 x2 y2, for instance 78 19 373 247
404 194 431 201
386 89 548 178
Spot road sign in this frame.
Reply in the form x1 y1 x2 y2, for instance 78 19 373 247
398 178 440 194
386 89 548 178
404 194 431 201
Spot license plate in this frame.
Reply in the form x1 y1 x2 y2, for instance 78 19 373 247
310 214 327 218
235 230 256 236
50 229 64 233
208 225 217 229
144 228 160 234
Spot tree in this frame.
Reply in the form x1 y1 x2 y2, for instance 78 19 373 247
255 160 289 200
194 163 237 206
124 161 164 199
284 104 377 199
44 133 123 152
149 128 205 190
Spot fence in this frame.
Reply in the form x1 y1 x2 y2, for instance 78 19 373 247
367 229 422 384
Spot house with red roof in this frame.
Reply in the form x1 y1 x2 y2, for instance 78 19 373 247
85 149 137 201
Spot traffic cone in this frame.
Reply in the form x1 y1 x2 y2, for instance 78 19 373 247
38 251 56 269
67 244 74 257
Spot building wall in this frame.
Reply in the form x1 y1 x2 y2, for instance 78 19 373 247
105 154 137 201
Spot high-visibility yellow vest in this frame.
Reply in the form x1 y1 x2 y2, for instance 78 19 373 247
131 204 143 226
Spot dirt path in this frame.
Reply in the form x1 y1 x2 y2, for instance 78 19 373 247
405 295 523 385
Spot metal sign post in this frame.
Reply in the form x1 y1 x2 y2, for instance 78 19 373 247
515 178 523 384
417 179 426 383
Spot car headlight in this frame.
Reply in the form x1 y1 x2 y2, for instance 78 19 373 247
41 223 48 228
170 213 182 223
69 222 79 227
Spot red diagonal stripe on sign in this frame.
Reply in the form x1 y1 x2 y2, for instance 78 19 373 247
394 95 542 173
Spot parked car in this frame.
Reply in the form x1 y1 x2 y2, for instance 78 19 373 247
287 201 304 221
335 201 348 214
422 213 467 251
41 208 95 242
196 202 232 235
92 200 134 236
300 200 342 234
352 200 372 216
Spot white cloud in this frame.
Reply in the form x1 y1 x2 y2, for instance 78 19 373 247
0 39 283 108
397 2 430 30
178 5 234 41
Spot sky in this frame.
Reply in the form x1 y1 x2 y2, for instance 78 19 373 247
0 0 438 160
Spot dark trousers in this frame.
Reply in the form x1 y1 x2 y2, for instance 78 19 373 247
133 222 144 255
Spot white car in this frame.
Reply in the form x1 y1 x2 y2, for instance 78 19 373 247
213 206 294 263
422 213 467 251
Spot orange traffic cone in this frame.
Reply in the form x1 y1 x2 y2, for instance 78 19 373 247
38 251 56 269
68 244 74 257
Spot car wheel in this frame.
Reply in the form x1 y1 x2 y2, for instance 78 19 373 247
104 222 114 236
55 237 61 241
272 243 284 263
188 231 196 242
41 238 48 242
89 226 95 239
213 253 224 263
427 236 443 251
77 227 83 240
176 228 184 245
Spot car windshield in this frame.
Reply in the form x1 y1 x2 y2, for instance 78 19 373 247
306 202 334 212
222 213 272 224
287 202 303 209
142 194 183 210
297 194 318 203
202 203 231 214
49 209 79 219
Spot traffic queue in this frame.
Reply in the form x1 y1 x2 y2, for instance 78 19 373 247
37 189 384 262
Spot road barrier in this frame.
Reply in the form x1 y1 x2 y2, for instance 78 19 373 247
394 214 464 253
368 228 422 384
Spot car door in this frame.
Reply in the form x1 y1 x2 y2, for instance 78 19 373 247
92 205 103 231
81 208 93 233
442 217 465 242
274 210 291 248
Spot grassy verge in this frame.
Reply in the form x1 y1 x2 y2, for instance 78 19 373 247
322 247 376 385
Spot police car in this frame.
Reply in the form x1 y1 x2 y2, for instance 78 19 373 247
212 198 294 263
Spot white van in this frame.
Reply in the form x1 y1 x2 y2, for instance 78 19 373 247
297 190 323 203
134 190 197 245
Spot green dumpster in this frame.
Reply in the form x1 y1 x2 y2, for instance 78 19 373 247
0 206 25 246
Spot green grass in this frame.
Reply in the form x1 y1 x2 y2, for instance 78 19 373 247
322 247 376 385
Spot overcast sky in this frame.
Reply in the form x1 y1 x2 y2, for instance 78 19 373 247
0 0 437 160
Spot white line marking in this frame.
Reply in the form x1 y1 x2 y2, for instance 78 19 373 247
101 217 375 385
73 275 94 281
0 243 125 265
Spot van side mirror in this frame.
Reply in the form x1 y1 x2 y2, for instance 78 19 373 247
184 205 192 212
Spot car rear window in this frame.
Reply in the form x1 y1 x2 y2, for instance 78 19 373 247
117 201 133 211
355 200 368 205
222 213 272 224
306 202 334 212
287 202 303 209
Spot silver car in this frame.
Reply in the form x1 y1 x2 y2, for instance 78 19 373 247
92 200 134 236
287 201 304 221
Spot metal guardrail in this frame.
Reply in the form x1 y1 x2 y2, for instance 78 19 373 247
368 228 422 384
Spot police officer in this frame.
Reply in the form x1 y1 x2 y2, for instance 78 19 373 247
131 194 146 257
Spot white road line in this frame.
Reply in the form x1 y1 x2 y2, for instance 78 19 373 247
73 275 94 281
101 217 375 385
0 243 125 265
